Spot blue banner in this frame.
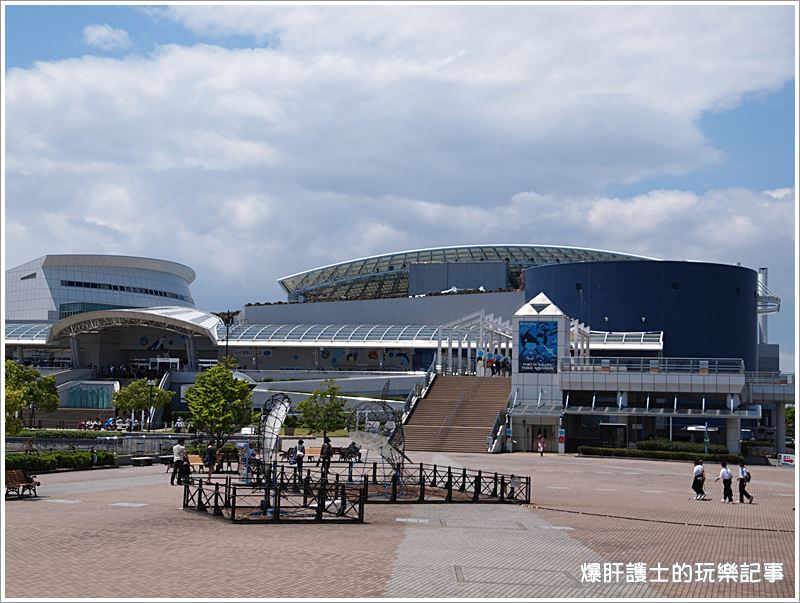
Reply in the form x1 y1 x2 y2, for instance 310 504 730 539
518 321 558 373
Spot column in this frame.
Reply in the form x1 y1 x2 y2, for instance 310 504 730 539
726 417 741 455
775 402 786 454
69 335 81 367
436 329 442 373
184 336 196 370
458 331 464 375
447 329 453 375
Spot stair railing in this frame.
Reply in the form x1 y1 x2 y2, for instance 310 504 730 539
401 358 438 424
487 388 517 453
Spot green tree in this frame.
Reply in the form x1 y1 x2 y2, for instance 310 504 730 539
297 379 348 437
112 379 175 430
5 360 59 435
185 363 253 446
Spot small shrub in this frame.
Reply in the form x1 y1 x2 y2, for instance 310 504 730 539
635 438 728 454
5 451 116 471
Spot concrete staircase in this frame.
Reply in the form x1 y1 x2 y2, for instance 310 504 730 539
404 376 511 453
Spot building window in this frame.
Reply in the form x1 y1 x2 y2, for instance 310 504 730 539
20 272 37 280
60 279 193 303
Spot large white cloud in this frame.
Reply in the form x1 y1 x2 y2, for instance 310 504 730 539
5 5 796 367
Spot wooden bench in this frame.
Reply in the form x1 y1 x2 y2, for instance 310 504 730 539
305 447 322 462
333 446 361 462
186 454 206 472
5 469 40 498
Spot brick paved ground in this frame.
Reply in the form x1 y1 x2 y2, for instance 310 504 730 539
4 452 796 599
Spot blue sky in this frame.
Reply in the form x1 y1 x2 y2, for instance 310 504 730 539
3 4 797 370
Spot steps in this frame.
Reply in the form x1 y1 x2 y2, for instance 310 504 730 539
404 376 510 453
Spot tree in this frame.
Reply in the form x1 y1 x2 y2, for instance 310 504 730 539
5 360 59 435
185 363 253 446
297 379 348 437
112 379 174 430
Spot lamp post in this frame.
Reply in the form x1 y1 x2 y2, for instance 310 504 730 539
641 316 647 330
216 310 238 364
146 379 156 432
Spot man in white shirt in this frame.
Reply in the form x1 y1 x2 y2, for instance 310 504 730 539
714 462 733 503
171 438 187 486
737 463 754 503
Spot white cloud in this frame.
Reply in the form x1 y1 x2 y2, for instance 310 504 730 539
83 24 131 51
5 5 795 369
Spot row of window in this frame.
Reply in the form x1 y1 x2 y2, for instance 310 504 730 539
60 280 193 303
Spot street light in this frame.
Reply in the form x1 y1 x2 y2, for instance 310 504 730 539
146 379 156 432
216 310 238 364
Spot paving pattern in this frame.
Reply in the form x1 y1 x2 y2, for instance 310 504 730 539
4 453 795 598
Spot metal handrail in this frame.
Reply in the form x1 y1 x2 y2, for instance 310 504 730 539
401 357 437 424
562 357 745 374
487 388 517 453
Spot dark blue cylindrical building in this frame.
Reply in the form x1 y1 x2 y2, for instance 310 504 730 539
523 260 758 368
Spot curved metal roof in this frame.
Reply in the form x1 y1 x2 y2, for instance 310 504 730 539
277 244 654 302
47 306 221 343
36 254 196 284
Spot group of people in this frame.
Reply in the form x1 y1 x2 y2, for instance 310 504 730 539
79 416 140 431
691 459 754 504
476 354 512 376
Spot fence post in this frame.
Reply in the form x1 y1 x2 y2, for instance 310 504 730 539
348 461 354 483
446 466 453 502
197 481 206 511
224 476 231 508
357 487 365 523
526 476 531 503
362 474 369 503
499 475 506 502
390 470 398 502
182 482 189 508
473 470 481 502
431 464 438 487
338 482 347 517
274 474 282 522
460 467 467 492
213 483 223 516
492 472 498 497
372 462 378 485
230 486 237 523
303 473 310 507
315 479 326 521
418 464 425 503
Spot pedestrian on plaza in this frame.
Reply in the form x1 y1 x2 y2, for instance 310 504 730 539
174 417 184 433
214 445 225 473
171 438 187 486
90 446 98 466
691 459 707 500
714 461 733 503
319 437 333 477
204 441 216 480
737 462 754 504
537 433 545 457
293 439 306 488
242 441 257 485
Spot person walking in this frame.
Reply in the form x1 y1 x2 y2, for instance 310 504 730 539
319 437 333 477
691 459 706 500
204 441 216 480
714 461 733 503
293 439 306 489
737 462 754 504
536 433 545 457
171 438 187 486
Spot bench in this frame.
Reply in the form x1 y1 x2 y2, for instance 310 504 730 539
5 469 40 499
186 454 206 472
305 447 322 462
131 456 154 467
333 446 360 462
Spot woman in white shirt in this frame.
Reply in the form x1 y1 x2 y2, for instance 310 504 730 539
691 460 707 500
714 462 733 503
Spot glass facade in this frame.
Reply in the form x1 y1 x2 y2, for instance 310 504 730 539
279 245 648 302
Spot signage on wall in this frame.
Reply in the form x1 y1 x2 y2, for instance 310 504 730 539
518 321 558 373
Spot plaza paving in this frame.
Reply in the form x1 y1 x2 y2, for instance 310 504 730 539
4 452 796 599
